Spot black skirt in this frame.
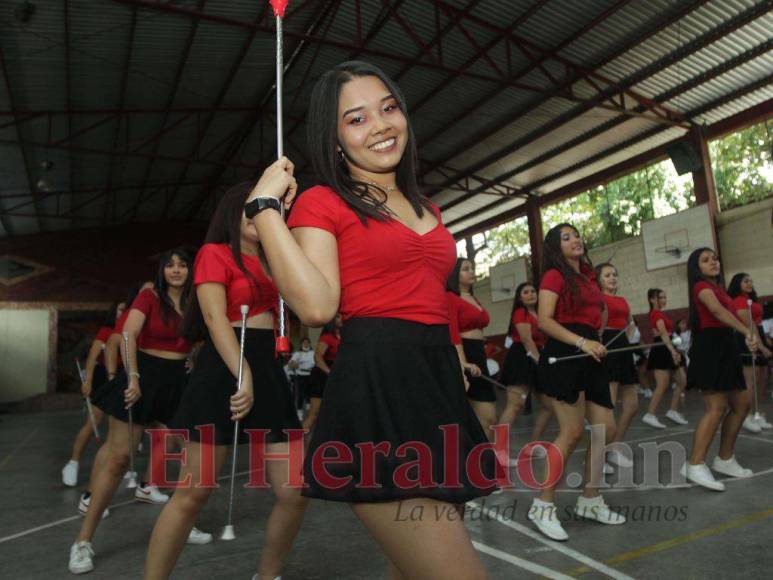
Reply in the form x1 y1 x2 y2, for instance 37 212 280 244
736 326 766 367
303 318 498 504
308 365 330 398
89 365 109 400
647 337 678 370
171 328 301 446
537 324 612 408
601 329 638 385
500 342 539 389
92 353 187 425
462 338 496 402
687 328 745 392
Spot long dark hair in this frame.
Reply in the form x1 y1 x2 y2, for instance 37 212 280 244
446 258 473 296
507 281 537 336
123 282 144 313
540 223 593 306
647 288 662 311
305 60 433 224
102 302 120 327
687 247 720 332
727 272 758 302
181 183 263 342
594 262 617 294
155 248 192 324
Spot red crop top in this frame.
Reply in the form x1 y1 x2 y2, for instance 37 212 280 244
287 186 456 325
95 326 112 365
540 265 604 329
130 289 191 354
446 291 490 345
733 294 762 325
603 294 630 330
694 281 739 329
194 243 278 322
511 307 546 348
649 310 674 335
318 332 340 364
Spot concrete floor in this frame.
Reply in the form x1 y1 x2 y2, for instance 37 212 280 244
2 393 773 579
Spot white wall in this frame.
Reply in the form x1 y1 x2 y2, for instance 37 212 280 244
0 308 50 403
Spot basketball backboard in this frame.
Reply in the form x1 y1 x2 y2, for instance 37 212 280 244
642 204 714 271
489 257 529 302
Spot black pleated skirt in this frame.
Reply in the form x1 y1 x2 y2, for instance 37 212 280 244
307 365 330 398
92 352 187 425
302 318 498 504
537 324 612 408
647 337 678 370
171 328 301 445
462 338 496 402
601 329 638 385
89 365 109 400
500 342 539 389
687 328 745 392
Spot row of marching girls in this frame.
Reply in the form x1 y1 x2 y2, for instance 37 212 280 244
68 250 213 574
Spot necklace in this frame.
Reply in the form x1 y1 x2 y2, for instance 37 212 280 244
367 180 397 192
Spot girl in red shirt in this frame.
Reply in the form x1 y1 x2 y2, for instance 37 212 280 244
246 61 495 578
596 263 639 468
145 184 306 579
727 272 773 431
446 258 494 437
643 288 688 428
532 223 625 541
682 248 758 491
69 250 195 574
304 313 342 431
498 282 553 455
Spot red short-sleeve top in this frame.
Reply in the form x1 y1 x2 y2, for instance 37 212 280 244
287 186 456 325
649 309 674 335
318 332 340 364
511 307 546 348
539 265 604 329
603 294 630 330
733 294 762 325
95 326 112 365
194 243 278 323
446 291 490 345
694 281 738 329
130 289 191 354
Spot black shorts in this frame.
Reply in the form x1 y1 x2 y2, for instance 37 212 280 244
308 365 330 398
687 328 745 392
92 352 186 425
171 328 301 446
303 318 498 504
601 329 638 385
463 338 496 402
500 342 539 389
537 324 612 408
647 337 678 371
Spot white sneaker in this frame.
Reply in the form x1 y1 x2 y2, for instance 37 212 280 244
642 413 666 429
753 413 773 429
742 416 762 433
574 495 626 525
78 493 110 519
680 463 725 491
123 470 138 480
643 388 653 399
607 450 633 468
186 526 214 545
531 445 547 459
665 409 688 425
68 541 95 574
62 460 79 487
711 455 753 478
603 462 614 475
135 484 169 504
527 498 568 541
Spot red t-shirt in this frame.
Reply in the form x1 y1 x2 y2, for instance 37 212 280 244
540 265 603 329
318 332 340 364
287 186 456 324
649 310 674 335
446 292 490 345
130 289 191 354
113 310 130 335
95 326 112 365
603 294 630 330
694 281 738 329
194 243 278 323
511 307 546 348
732 294 762 325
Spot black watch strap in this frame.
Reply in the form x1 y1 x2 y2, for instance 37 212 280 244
244 197 281 219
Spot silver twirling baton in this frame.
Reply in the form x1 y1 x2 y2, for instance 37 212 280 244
122 332 138 489
548 341 670 365
748 299 761 421
76 358 101 444
603 321 634 348
221 304 250 541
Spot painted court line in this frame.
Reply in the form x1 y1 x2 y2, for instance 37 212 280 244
472 540 574 579
469 502 636 580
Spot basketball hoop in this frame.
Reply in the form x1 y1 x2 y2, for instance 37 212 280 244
654 245 685 259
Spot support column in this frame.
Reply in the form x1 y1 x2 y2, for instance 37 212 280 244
689 126 721 251
526 197 543 282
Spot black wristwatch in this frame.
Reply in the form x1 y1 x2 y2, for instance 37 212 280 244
244 196 281 219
